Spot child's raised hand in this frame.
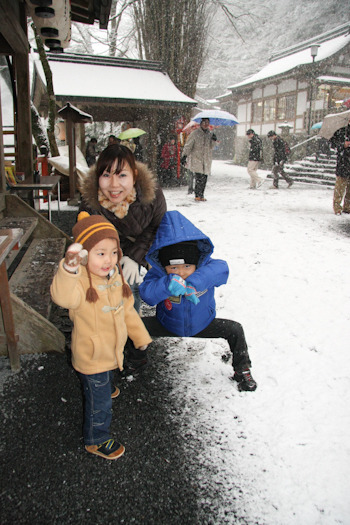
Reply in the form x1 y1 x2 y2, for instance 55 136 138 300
64 243 88 273
168 275 187 296
185 284 200 305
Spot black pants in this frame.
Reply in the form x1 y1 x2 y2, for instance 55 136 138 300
194 172 208 198
142 316 251 371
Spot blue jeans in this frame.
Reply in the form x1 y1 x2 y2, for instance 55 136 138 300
77 370 113 446
129 281 141 313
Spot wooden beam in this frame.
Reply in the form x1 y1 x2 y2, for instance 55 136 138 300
0 1 29 54
14 52 33 181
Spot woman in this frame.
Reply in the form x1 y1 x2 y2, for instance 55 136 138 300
78 144 167 312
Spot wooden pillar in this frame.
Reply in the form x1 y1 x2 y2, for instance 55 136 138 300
14 7 33 182
0 82 6 194
66 118 76 200
149 109 158 173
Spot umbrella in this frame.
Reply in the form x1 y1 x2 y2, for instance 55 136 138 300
319 110 350 140
311 121 323 130
192 109 239 126
118 128 146 140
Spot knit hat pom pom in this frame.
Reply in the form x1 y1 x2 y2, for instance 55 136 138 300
77 211 90 221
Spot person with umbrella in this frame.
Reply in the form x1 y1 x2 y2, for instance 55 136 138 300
181 118 217 201
330 118 350 215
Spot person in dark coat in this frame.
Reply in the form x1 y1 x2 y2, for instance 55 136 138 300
246 129 263 188
139 210 257 392
330 122 350 215
267 130 294 189
85 137 98 167
78 144 167 312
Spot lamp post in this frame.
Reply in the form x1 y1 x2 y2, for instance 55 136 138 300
308 44 320 135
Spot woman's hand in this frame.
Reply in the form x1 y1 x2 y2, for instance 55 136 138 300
120 255 142 285
63 243 88 273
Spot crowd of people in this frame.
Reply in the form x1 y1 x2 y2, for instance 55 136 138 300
55 117 348 460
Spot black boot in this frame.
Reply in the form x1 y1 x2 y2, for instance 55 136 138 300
232 368 257 391
122 339 148 376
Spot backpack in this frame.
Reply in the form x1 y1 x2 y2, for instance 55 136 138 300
284 141 291 157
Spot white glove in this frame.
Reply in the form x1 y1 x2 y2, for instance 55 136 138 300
120 255 142 285
63 243 88 273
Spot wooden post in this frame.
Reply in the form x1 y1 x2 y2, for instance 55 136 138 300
0 262 20 370
66 118 76 200
0 81 6 194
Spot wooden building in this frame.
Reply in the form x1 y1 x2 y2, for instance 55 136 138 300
217 23 350 163
31 52 197 168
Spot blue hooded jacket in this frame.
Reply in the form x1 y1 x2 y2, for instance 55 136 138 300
139 211 229 336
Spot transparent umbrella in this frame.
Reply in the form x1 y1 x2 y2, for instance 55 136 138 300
192 109 239 126
118 128 146 140
319 110 350 140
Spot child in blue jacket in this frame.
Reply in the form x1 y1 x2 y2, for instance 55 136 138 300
138 211 257 391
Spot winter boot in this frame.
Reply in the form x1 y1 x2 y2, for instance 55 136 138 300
232 368 257 392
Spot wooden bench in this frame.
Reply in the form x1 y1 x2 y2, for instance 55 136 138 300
0 194 70 370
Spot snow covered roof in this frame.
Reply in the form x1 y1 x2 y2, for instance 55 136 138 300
33 53 196 107
318 76 350 85
228 23 350 91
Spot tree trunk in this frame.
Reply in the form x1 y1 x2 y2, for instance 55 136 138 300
31 22 59 157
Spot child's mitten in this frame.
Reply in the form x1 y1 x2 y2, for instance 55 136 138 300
168 275 187 296
63 243 88 273
185 284 200 305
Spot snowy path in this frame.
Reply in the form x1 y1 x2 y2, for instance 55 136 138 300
161 161 350 525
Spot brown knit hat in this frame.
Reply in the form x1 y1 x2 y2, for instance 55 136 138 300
73 212 131 302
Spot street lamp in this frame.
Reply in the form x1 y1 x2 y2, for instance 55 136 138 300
308 44 320 134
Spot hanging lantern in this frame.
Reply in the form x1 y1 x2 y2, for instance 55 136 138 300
26 0 71 51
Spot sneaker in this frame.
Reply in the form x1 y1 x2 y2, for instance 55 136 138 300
335 211 342 216
342 210 350 214
195 197 202 201
232 368 257 392
111 386 120 399
85 439 125 460
287 181 294 188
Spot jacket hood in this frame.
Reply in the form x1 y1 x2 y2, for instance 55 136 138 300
78 161 158 210
146 211 213 271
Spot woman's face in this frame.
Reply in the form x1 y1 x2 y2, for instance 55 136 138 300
99 159 135 204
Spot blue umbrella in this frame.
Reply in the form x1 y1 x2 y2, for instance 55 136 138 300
311 121 322 130
193 109 239 126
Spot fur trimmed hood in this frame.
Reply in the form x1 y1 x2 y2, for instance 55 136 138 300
79 161 158 211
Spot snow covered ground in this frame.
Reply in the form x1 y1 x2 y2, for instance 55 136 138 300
160 161 350 525
26 161 350 523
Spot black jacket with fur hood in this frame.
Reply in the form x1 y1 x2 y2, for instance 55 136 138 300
78 162 167 266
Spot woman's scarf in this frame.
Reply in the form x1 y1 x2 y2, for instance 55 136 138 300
98 187 137 219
